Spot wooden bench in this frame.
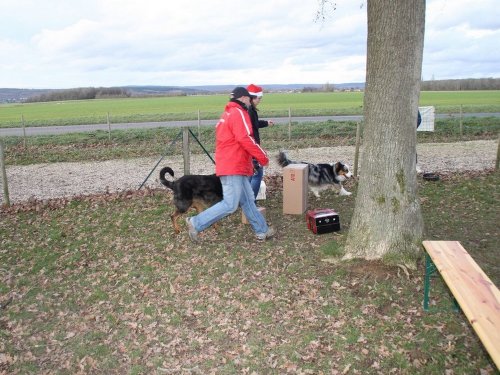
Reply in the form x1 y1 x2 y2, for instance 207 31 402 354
422 240 500 369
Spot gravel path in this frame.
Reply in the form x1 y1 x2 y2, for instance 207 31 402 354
1 140 497 205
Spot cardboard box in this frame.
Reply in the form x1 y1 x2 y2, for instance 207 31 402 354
283 164 308 214
242 206 266 224
306 208 340 234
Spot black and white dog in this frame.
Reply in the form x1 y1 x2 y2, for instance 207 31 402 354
277 151 352 198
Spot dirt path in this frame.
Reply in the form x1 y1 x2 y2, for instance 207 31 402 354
1 140 497 205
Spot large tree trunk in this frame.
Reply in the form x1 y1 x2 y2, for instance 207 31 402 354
344 0 426 267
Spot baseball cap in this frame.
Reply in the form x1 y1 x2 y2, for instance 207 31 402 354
230 86 251 99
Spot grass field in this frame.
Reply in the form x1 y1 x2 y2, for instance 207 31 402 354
1 90 499 128
0 171 498 374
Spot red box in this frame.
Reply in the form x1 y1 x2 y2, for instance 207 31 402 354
306 209 340 234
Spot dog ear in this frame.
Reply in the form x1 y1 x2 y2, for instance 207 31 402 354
334 162 343 174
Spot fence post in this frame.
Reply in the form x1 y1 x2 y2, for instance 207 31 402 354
354 121 362 177
0 140 10 207
459 105 463 138
21 114 27 148
107 112 111 141
496 132 500 170
288 107 292 141
182 127 190 175
197 109 201 139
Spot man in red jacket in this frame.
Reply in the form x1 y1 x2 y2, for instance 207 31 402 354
185 87 275 242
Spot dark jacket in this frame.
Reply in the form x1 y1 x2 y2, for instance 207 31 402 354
248 105 269 144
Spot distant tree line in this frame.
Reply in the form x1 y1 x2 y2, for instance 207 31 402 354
420 78 500 91
22 78 500 103
302 78 500 93
302 83 337 93
25 87 131 103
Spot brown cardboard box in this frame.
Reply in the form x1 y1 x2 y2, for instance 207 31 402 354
242 206 266 224
283 164 308 214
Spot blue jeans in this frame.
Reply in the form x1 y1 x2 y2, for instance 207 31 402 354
190 175 269 236
249 166 264 199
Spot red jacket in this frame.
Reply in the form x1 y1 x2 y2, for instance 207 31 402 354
215 101 269 176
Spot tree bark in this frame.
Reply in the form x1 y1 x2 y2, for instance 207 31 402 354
344 0 426 267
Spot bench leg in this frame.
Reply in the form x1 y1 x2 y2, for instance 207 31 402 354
423 253 461 312
452 296 460 312
423 253 436 311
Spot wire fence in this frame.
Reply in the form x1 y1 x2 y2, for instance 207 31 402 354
1 110 499 206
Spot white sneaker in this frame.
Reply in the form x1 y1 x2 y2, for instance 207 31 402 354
256 226 275 241
185 217 199 242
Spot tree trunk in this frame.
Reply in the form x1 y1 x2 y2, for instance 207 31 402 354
344 0 426 268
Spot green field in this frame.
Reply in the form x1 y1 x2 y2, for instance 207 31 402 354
1 91 499 128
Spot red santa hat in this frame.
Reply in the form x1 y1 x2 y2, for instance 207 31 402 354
247 84 263 98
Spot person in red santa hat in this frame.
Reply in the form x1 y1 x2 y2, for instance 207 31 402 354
246 84 275 200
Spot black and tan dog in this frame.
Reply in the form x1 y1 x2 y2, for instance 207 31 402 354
277 150 352 198
159 167 223 233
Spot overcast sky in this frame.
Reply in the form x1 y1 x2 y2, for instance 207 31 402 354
1 0 498 89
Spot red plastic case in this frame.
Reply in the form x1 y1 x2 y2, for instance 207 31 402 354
306 208 340 234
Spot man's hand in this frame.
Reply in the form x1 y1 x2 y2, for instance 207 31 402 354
252 159 260 173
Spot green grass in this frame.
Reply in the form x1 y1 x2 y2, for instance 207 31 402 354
2 116 499 166
1 90 499 127
1 171 498 374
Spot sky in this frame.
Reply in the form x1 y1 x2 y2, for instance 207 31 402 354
1 0 499 89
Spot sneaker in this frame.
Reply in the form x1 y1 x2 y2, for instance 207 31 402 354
255 226 275 241
185 217 199 242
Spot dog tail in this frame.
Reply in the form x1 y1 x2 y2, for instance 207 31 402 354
277 150 293 167
159 166 176 190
